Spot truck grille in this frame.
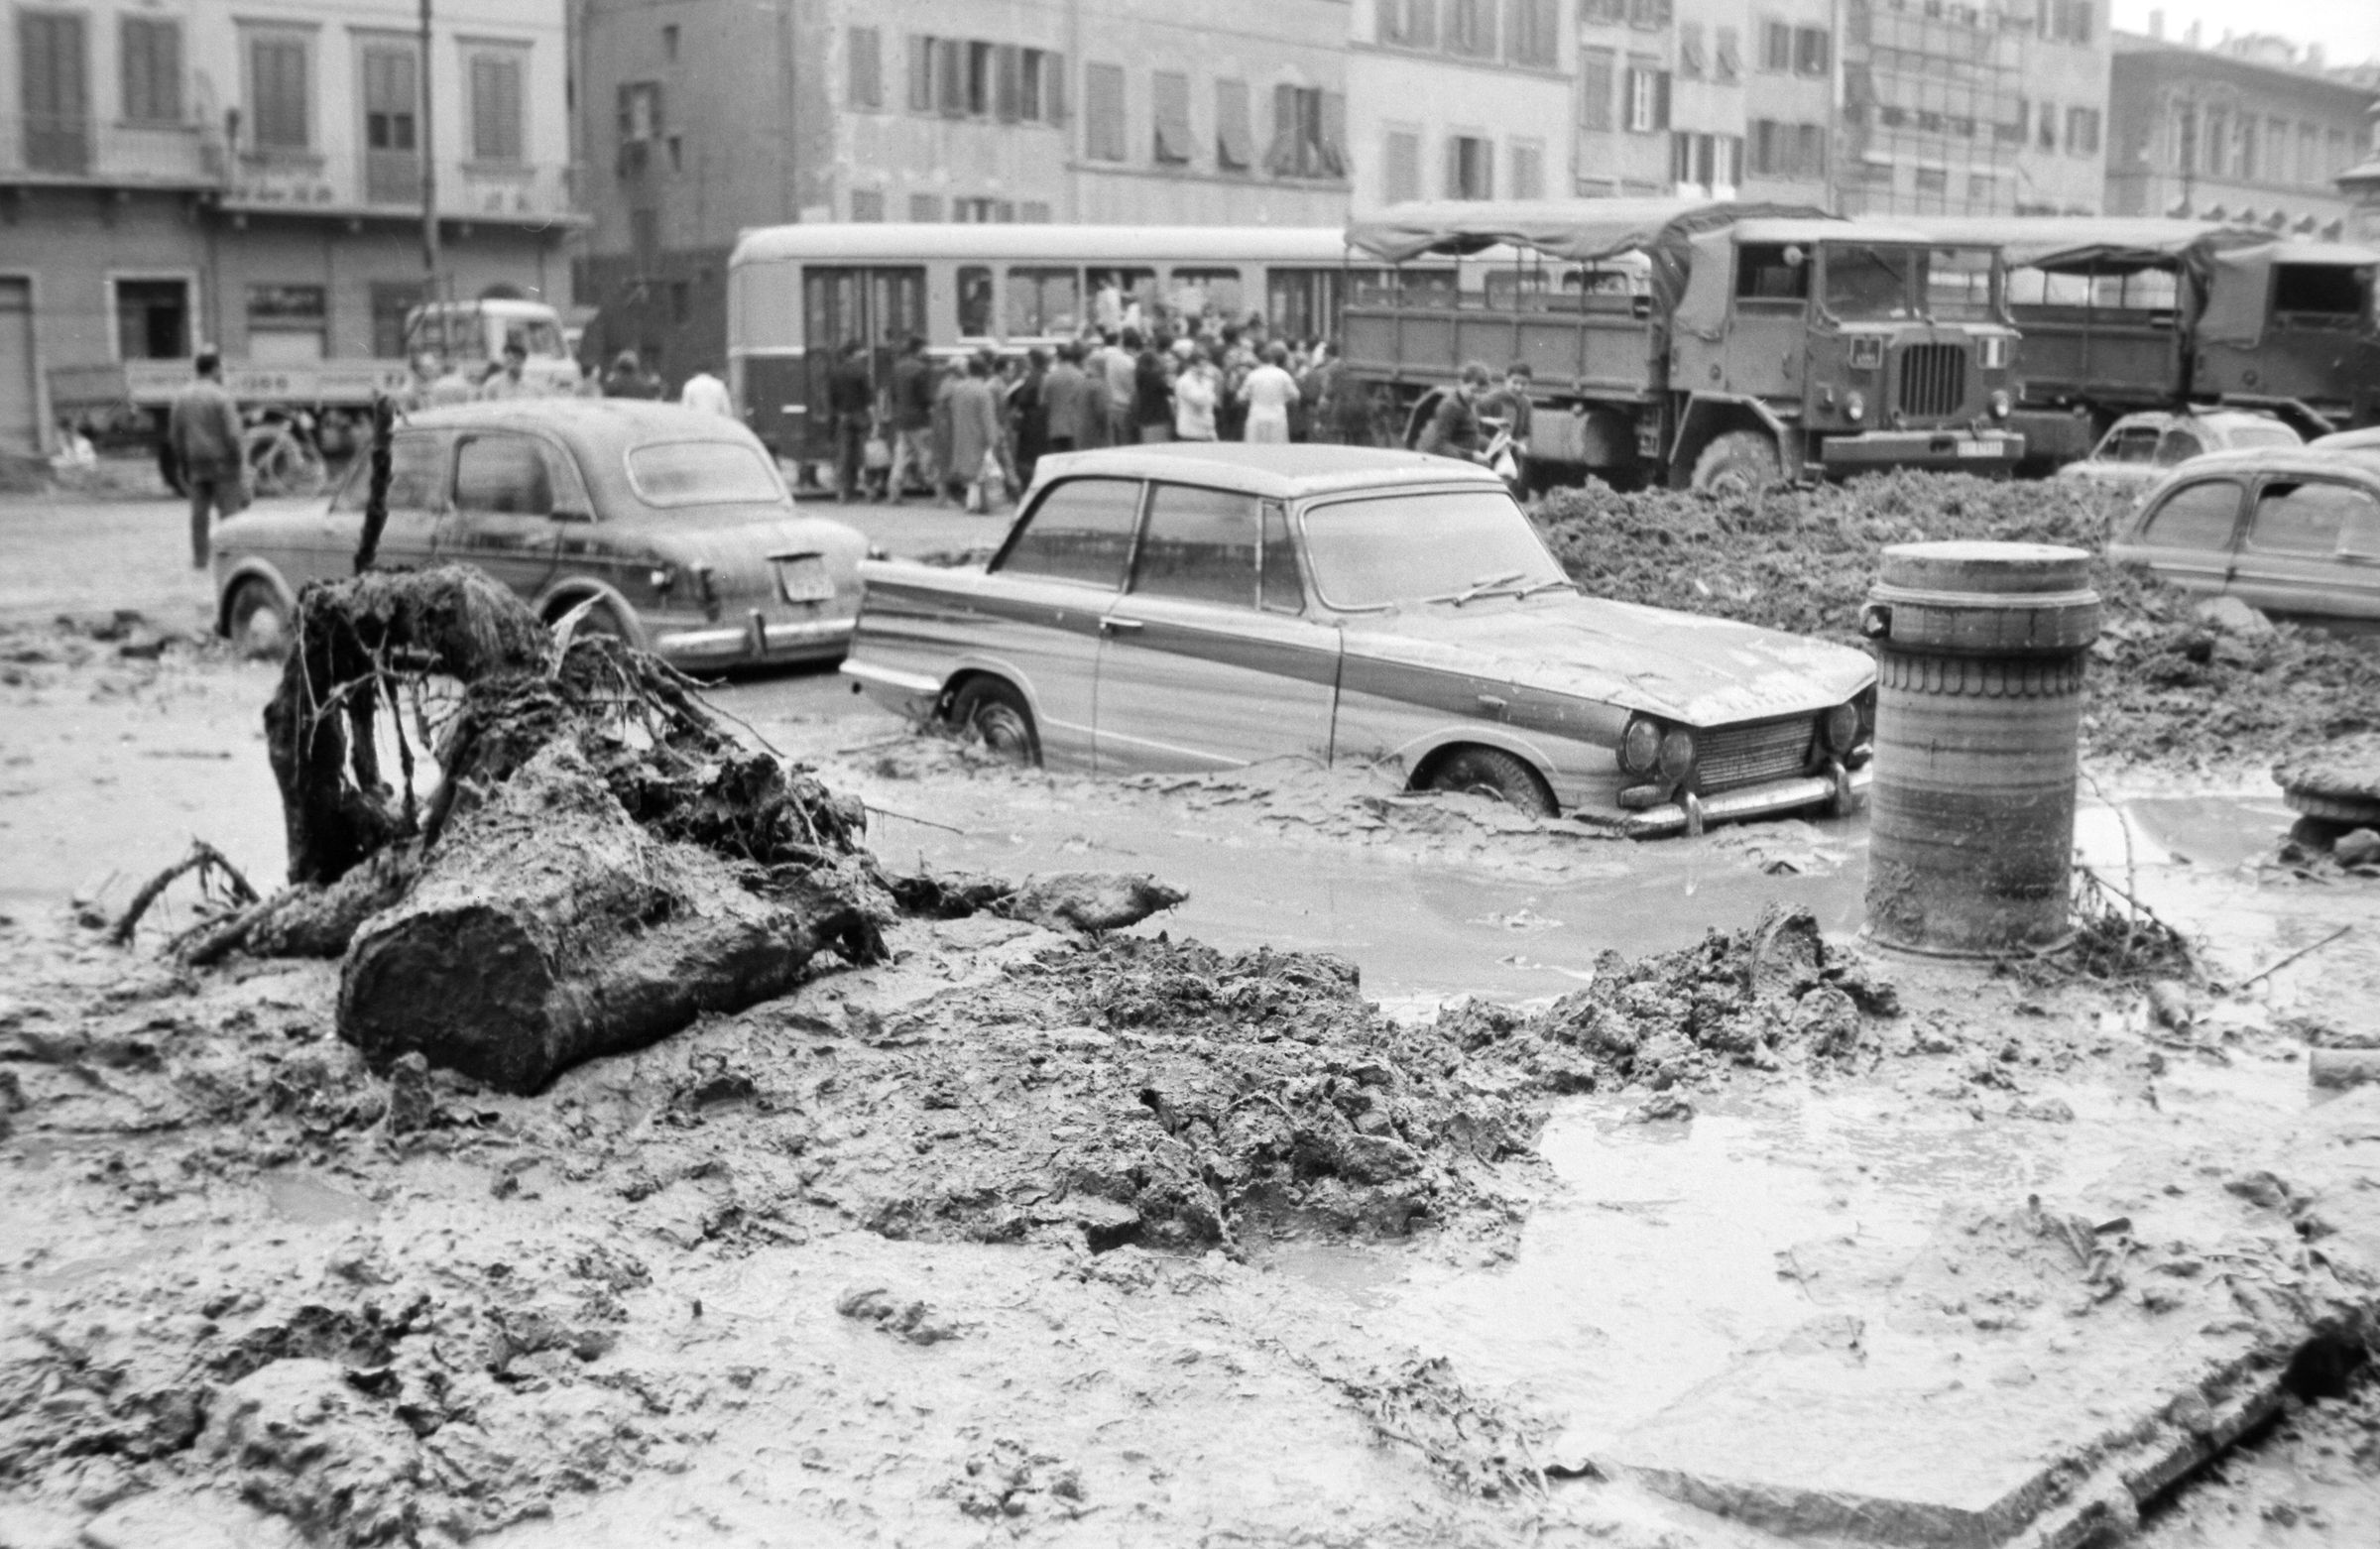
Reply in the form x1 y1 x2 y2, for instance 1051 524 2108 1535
1697 718 1816 792
1896 344 1965 419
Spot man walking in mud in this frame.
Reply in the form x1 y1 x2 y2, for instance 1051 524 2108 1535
169 346 246 569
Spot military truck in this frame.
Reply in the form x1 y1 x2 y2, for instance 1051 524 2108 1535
1907 218 2380 470
1339 199 2025 493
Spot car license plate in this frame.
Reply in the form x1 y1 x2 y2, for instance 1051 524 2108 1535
1957 441 1999 458
774 554 835 603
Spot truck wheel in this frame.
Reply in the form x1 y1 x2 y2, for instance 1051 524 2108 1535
949 678 1041 767
1690 430 1781 498
1425 748 1555 816
225 579 292 658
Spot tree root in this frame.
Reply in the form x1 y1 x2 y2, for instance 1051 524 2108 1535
109 840 261 947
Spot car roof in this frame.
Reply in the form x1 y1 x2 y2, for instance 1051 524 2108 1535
399 398 760 451
2147 447 2380 487
1028 444 1510 502
2314 426 2380 451
2105 409 2293 437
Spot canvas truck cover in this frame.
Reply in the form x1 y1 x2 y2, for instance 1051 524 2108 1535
1902 216 2254 274
1344 198 1833 314
2199 240 2380 347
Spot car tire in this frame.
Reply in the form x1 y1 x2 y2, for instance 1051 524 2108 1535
225 578 293 659
1425 747 1555 816
949 678 1041 767
1690 430 1781 498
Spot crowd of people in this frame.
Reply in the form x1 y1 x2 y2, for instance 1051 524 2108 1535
822 321 1380 513
399 339 736 419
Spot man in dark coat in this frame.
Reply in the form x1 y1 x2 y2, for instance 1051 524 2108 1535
169 347 246 567
886 335 938 503
1041 341 1093 455
825 341 875 504
1417 362 1492 464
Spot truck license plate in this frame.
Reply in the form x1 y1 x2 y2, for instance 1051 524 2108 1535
774 554 835 603
1957 441 1999 458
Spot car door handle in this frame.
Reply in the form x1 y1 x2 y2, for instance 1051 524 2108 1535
1099 617 1143 635
1477 693 1508 710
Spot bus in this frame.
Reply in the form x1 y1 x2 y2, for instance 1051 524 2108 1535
724 223 1396 466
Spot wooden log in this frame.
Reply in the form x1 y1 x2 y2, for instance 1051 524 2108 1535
337 741 883 1094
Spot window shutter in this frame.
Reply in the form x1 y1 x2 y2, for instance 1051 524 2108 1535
1216 78 1250 170
1444 136 1461 198
936 39 964 116
1320 91 1346 178
1152 71 1191 164
1653 70 1671 132
995 45 1020 122
1265 82 1299 176
1044 53 1066 123
907 36 931 111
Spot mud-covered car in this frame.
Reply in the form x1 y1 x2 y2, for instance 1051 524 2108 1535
843 444 1877 837
211 400 867 669
2108 447 2380 630
2057 410 2300 490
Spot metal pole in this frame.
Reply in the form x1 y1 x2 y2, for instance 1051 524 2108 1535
419 0 439 293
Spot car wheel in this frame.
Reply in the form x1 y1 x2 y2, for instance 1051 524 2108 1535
1690 430 1781 498
950 678 1041 767
225 578 292 659
1425 747 1555 816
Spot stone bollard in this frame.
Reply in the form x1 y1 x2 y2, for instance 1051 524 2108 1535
1860 541 2100 956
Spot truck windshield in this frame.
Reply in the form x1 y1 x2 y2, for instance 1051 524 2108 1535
626 441 785 507
1300 490 1567 610
1921 247 1998 321
1822 245 1918 320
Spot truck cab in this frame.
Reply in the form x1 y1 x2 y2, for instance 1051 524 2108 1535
404 299 582 395
1667 220 2024 489
2192 241 2380 434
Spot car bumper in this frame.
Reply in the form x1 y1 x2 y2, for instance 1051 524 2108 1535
1618 764 1870 839
840 656 943 717
1819 429 2024 477
651 610 854 667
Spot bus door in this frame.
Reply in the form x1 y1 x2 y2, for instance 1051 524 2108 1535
797 266 924 458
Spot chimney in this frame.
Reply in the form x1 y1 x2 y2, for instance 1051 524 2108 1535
2148 9 2164 41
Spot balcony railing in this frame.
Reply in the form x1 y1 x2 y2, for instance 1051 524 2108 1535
0 115 224 184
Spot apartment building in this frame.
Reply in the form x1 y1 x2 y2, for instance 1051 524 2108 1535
0 0 579 455
2104 29 2378 237
1351 0 1571 207
576 0 1353 380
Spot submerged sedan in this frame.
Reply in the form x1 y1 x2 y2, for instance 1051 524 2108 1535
2108 447 2380 631
842 445 1877 837
212 400 868 668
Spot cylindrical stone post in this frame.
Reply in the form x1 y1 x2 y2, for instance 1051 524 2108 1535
1861 541 2100 956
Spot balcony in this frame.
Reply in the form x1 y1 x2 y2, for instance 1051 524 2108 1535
0 115 224 187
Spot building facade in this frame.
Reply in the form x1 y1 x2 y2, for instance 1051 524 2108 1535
2103 29 2377 237
1349 0 1572 207
577 0 1357 382
0 0 580 455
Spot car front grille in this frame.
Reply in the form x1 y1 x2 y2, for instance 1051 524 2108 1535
1896 343 1966 420
1697 718 1816 792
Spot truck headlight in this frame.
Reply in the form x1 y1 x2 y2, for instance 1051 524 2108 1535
1845 391 1865 423
1990 390 2011 419
1981 336 2009 370
1620 716 1661 775
1658 728 1697 781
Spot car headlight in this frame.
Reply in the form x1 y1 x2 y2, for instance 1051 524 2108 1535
1821 702 1860 753
1658 728 1696 781
649 564 676 595
1989 390 2011 419
1845 391 1865 423
1620 716 1662 775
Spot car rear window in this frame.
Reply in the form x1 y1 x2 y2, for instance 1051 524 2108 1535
2141 480 2243 550
330 434 445 512
1301 489 1564 610
2249 481 2378 555
625 440 783 507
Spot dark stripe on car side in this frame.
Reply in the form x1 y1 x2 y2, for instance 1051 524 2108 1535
867 576 1111 642
1341 654 1626 748
1103 617 1340 688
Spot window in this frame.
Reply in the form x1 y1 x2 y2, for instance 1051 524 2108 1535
246 283 327 363
1761 20 1791 71
2266 117 2289 183
1796 123 1826 179
2299 124 2319 186
1579 48 1615 132
1265 86 1345 179
1913 165 1948 194
1510 139 1545 199
850 188 885 221
2201 108 2225 174
454 435 554 517
661 24 678 60
1715 26 1740 82
2142 481 2242 549
908 38 1061 122
908 193 943 221
1624 62 1669 134
2238 117 2257 179
2101 423 2161 465
115 279 189 361
2040 100 2059 154
2041 0 2093 44
1678 23 1705 78
1168 268 1243 320
120 17 180 124
848 27 882 108
2153 428 2204 467
2250 482 2375 555
2273 266 2364 320
1384 128 1422 202
1378 0 1438 48
1008 268 1081 335
1217 79 1253 172
360 46 418 201
1133 485 1261 608
467 50 525 165
1507 0 1559 68
1152 70 1192 165
2066 106 2099 157
1735 244 1809 302
1625 0 1671 26
1002 479 1143 589
1261 505 1302 615
1793 27 1829 76
957 266 995 334
1447 0 1497 57
334 434 446 513
1085 61 1126 161
626 442 780 507
619 81 661 143
247 32 311 153
20 12 88 173
1447 134 1493 198
1581 0 1625 23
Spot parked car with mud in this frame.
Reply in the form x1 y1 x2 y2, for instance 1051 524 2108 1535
2057 410 2300 492
2107 447 2380 631
843 444 1877 836
212 400 868 669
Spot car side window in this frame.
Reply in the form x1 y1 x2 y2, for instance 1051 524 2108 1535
1260 503 1302 615
330 434 446 513
1132 484 1259 609
2142 479 2245 550
2248 481 2378 556
999 478 1142 589
2109 426 2160 464
453 434 554 517
2153 428 2203 467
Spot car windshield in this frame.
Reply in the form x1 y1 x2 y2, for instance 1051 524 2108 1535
1300 490 1567 609
626 441 783 507
1823 244 1919 320
1921 247 1998 321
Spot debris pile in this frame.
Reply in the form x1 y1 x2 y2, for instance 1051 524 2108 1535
1534 473 2380 769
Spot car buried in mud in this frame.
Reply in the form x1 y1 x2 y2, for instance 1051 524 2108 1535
842 444 1877 837
210 400 869 669
2108 447 2380 632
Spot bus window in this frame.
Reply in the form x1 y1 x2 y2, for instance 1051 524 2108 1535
1169 268 1245 323
1347 268 1397 306
1086 268 1157 332
957 267 995 338
1006 268 1081 337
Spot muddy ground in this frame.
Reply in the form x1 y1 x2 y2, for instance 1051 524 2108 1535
4 610 2380 1547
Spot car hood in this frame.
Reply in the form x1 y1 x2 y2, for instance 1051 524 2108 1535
1340 593 1874 725
603 507 869 573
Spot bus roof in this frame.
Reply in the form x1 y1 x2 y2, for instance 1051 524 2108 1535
1343 198 1836 263
729 223 1363 268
